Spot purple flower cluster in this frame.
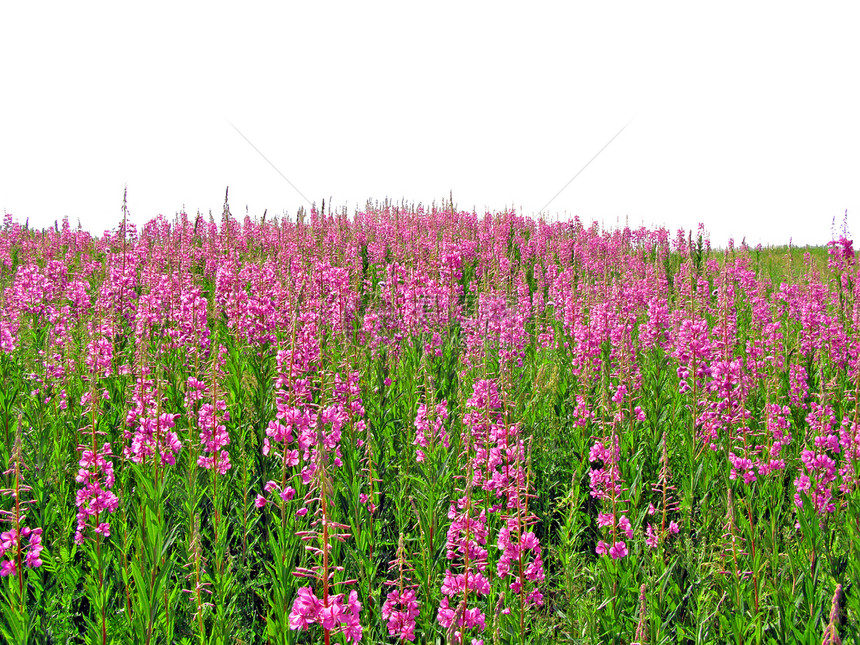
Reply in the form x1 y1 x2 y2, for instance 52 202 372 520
794 404 839 515
0 442 44 575
496 519 544 607
414 399 450 462
196 399 231 475
74 442 119 544
382 588 420 641
289 586 363 642
589 434 630 559
0 527 43 576
437 495 490 643
124 371 181 466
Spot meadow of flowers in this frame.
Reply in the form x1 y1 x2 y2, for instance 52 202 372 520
0 198 857 644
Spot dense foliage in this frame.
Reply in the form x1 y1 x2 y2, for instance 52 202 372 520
0 201 857 644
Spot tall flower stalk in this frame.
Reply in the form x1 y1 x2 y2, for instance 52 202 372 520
0 425 44 642
382 534 420 642
76 333 119 645
290 432 363 643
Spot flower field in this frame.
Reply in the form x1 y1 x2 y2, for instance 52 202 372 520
0 201 857 644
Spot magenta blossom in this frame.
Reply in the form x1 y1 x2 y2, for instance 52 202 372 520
289 586 363 642
0 527 43 574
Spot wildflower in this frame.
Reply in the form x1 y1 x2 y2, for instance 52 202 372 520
609 541 628 559
645 524 659 549
382 589 419 641
197 400 231 475
74 441 119 544
0 559 16 577
382 534 420 641
289 440 363 642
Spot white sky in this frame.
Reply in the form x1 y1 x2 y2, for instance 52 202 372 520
1 2 858 246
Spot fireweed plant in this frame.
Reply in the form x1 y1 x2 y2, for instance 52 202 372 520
0 428 44 642
0 204 859 643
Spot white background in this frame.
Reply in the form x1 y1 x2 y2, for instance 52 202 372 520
1 2 858 246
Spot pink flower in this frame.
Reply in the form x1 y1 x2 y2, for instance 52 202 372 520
74 431 119 544
319 601 343 630
288 586 363 642
197 402 231 474
609 541 628 559
618 515 633 539
0 560 16 577
289 586 320 630
525 588 543 608
645 524 658 548
382 588 419 641
436 597 456 628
